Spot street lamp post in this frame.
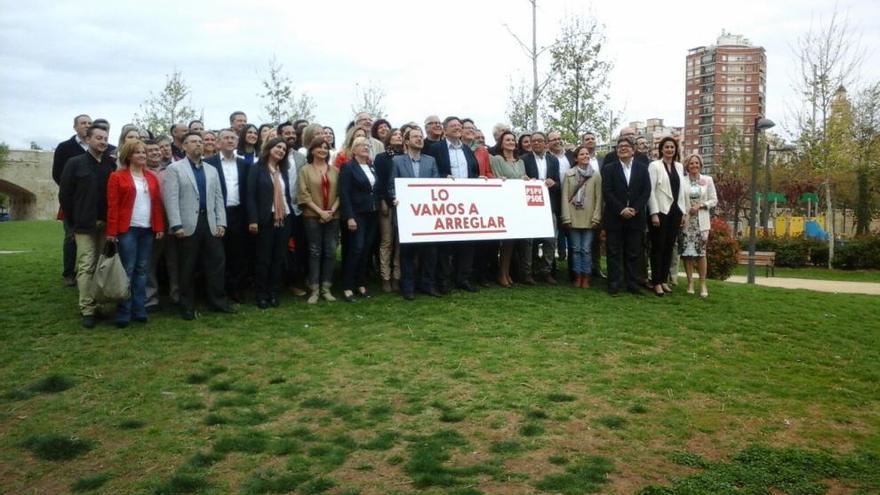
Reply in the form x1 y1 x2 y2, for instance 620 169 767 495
762 143 798 237
747 118 776 284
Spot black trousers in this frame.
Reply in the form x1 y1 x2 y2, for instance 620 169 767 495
63 218 76 278
254 216 292 301
590 230 603 276
605 223 644 293
223 206 247 296
399 242 438 294
473 241 499 284
437 241 475 289
178 212 228 311
342 212 378 291
649 209 682 285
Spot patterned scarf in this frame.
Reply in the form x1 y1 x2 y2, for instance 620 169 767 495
570 166 595 209
270 167 286 227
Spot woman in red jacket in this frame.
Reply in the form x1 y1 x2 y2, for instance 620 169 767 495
106 140 166 328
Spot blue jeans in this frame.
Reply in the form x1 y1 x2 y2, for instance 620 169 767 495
116 227 153 323
569 228 594 275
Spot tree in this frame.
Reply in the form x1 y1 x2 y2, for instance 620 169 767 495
715 126 752 235
543 16 613 144
790 9 864 265
258 56 316 124
350 82 386 119
503 0 550 131
506 77 537 134
133 70 199 137
29 141 42 150
850 82 880 234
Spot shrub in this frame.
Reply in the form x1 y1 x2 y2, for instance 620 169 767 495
832 235 880 269
707 218 739 280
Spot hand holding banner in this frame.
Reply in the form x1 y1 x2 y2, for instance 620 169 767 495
395 178 554 243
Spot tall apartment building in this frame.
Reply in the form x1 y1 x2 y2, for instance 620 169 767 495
684 31 766 173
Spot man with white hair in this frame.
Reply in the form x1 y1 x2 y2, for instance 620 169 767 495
354 112 385 156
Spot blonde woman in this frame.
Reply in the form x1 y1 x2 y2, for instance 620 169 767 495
334 126 368 169
680 154 717 298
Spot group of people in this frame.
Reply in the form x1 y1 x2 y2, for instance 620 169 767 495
53 110 717 329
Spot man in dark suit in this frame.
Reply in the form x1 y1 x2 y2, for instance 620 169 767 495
52 114 92 287
424 116 481 293
602 126 650 285
601 136 651 295
522 131 562 284
388 127 441 300
205 128 250 302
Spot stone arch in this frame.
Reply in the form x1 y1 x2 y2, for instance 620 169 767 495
0 179 37 220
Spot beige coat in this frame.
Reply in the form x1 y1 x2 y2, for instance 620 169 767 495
296 164 340 219
560 166 602 229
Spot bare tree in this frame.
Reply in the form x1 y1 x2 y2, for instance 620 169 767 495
258 56 316 124
503 0 554 131
790 8 865 265
350 82 386 119
850 82 880 234
133 70 199 137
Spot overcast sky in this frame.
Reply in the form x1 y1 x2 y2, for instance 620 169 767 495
1 0 878 150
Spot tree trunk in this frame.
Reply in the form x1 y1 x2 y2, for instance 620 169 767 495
856 168 871 235
733 203 741 238
825 180 834 268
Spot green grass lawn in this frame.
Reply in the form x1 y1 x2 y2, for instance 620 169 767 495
731 265 880 283
1 221 879 495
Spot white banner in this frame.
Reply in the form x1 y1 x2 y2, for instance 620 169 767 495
395 178 554 243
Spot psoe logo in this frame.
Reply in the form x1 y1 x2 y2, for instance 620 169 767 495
526 185 544 206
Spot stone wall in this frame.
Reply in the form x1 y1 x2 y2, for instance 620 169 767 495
0 150 57 220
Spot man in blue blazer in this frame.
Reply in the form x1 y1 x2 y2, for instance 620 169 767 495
388 127 441 300
601 136 651 295
205 128 250 301
423 116 481 293
522 131 562 284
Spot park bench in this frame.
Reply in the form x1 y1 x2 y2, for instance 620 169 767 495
737 251 776 277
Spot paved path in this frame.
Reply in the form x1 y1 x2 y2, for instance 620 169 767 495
724 275 880 295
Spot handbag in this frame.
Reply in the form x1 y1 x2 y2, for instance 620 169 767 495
90 242 130 302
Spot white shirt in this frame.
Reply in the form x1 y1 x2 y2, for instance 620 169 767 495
77 136 88 152
360 164 376 186
554 152 570 178
621 160 633 185
447 139 468 178
220 154 240 206
534 152 548 180
130 175 152 228
588 155 599 175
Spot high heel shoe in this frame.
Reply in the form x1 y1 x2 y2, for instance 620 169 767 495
654 285 665 297
700 286 709 298
686 282 695 294
661 283 672 293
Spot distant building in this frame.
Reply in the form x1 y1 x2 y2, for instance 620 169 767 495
684 31 767 173
630 118 684 160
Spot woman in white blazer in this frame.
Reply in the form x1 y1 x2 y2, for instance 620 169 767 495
680 154 718 297
647 137 688 296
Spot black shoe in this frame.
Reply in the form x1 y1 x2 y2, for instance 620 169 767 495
133 316 148 324
402 292 415 301
456 283 479 293
269 297 279 308
180 310 196 321
115 321 129 329
343 293 358 303
145 305 160 314
628 287 645 296
214 304 238 314
81 315 96 328
257 299 270 309
357 290 371 299
421 288 443 298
